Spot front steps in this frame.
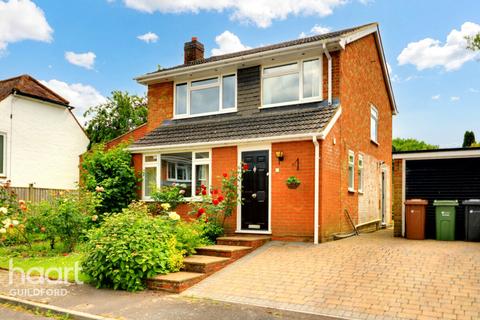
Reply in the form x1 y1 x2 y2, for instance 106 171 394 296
146 235 270 293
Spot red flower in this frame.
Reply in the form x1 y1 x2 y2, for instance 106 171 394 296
201 184 206 190
212 199 219 206
218 195 224 202
243 164 249 171
212 189 219 195
196 208 205 218
62 253 69 257
201 189 207 195
222 173 228 178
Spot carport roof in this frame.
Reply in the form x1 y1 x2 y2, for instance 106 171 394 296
393 147 480 160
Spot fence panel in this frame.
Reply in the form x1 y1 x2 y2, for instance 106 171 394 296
10 186 70 203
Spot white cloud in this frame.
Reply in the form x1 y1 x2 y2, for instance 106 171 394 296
211 30 251 56
65 51 96 70
0 0 53 52
122 0 348 28
450 96 460 101
299 24 331 38
469 88 479 93
431 94 440 100
40 79 107 120
137 32 158 43
397 22 480 71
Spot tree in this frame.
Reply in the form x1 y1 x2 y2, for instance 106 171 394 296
392 138 439 152
84 91 147 145
467 33 480 51
81 143 140 215
463 131 476 148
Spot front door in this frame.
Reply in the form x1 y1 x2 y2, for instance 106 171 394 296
381 170 386 226
241 150 269 231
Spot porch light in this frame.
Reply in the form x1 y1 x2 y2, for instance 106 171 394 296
275 151 284 163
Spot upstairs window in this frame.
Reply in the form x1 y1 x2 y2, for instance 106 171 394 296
370 105 379 144
358 154 364 193
0 133 5 176
175 74 236 117
262 57 322 108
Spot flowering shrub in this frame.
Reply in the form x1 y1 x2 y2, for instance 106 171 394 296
150 184 186 212
81 143 140 216
0 181 29 246
189 170 242 242
82 202 199 292
27 189 100 252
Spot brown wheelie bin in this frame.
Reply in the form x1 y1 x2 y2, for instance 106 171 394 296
405 199 428 240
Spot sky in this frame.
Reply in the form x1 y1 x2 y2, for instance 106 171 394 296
0 0 479 148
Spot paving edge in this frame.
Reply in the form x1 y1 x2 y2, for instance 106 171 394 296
0 294 116 320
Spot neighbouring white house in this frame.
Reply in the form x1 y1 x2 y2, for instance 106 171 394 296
0 75 89 190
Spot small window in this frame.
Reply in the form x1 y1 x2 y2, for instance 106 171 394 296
371 106 379 143
175 83 187 115
222 75 236 109
0 133 5 176
162 152 193 197
144 155 158 162
358 154 364 193
303 59 321 98
348 151 355 192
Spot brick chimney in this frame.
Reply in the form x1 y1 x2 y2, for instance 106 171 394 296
184 37 204 64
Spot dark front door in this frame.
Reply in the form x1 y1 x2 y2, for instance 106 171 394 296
241 150 269 231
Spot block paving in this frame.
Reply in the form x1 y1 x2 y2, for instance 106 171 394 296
184 229 480 320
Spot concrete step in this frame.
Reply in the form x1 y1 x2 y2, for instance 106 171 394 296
146 271 205 293
181 255 231 274
195 245 252 260
217 235 271 249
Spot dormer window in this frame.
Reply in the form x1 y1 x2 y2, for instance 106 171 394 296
262 57 322 108
175 74 236 118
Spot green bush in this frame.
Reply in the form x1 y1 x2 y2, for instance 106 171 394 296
27 190 100 252
0 182 29 246
81 144 140 216
168 220 210 255
82 202 184 292
150 185 186 212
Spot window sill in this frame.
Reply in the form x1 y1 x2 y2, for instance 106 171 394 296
141 197 202 203
348 188 355 193
173 109 237 120
358 190 364 195
260 97 323 110
371 139 379 146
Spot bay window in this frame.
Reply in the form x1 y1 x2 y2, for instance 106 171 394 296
143 151 211 200
175 74 236 117
262 57 322 107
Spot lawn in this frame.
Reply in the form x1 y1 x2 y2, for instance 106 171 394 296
0 242 89 283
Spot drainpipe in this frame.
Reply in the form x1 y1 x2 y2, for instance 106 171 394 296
312 135 320 244
323 43 332 105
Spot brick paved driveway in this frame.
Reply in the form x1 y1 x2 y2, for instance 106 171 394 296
183 229 480 320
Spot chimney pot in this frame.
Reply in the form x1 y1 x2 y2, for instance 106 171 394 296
184 37 204 64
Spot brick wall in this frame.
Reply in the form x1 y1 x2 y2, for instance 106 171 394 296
318 33 393 241
271 141 315 241
106 124 147 149
147 82 173 132
392 159 403 237
132 153 143 198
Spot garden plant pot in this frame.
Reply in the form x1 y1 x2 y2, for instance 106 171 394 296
287 182 300 189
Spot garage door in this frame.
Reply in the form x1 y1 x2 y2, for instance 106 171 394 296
406 158 480 239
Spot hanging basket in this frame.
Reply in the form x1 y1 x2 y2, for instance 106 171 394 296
286 181 301 189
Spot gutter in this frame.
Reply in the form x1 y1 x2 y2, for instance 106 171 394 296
312 135 320 244
322 43 333 105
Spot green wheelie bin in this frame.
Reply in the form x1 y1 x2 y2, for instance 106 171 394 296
433 200 458 241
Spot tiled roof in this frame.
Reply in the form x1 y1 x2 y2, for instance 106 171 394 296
0 74 69 106
132 102 339 148
145 23 376 75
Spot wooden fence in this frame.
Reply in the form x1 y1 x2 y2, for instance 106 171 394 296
10 185 71 203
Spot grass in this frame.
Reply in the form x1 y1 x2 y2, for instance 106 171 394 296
0 241 89 283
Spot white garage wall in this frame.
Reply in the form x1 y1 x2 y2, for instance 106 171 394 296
0 95 89 189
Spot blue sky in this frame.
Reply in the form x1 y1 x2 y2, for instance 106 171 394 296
0 0 479 147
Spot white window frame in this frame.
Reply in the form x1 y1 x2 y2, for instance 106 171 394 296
142 150 212 201
260 56 323 109
370 105 379 144
358 154 364 194
174 73 237 119
0 132 6 177
348 150 355 193
166 162 192 183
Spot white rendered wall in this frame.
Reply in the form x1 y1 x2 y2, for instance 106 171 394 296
0 95 89 189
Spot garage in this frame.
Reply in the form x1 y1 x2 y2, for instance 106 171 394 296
392 148 480 240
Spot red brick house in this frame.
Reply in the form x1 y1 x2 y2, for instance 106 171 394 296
123 23 397 243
